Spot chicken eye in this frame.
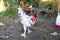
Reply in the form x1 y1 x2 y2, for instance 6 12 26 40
19 14 21 15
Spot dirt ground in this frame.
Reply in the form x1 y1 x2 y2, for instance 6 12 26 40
0 14 60 40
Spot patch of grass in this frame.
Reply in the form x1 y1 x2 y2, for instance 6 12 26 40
52 10 57 18
8 6 18 16
0 6 18 19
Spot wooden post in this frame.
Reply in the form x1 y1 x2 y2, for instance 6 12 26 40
58 0 60 14
53 0 58 11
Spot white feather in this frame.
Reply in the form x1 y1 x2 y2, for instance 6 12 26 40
17 7 36 38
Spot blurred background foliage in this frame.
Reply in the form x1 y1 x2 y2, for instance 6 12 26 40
0 0 57 19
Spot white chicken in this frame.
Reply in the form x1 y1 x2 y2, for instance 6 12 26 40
17 7 36 38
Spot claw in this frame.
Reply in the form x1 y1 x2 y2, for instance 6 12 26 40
28 29 32 34
21 33 27 38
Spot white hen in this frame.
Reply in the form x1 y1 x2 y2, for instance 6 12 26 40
18 7 36 38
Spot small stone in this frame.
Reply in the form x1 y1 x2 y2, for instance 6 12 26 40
51 32 58 35
0 36 9 39
0 22 5 26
